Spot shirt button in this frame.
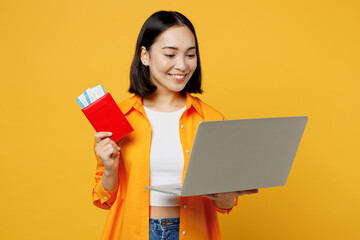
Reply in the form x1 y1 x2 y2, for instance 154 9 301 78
180 125 184 128
182 231 186 235
104 196 108 200
185 149 190 153
183 205 187 208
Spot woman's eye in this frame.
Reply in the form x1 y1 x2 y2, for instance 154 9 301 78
187 54 196 58
165 54 175 58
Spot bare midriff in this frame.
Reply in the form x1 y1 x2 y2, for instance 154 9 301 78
150 206 180 219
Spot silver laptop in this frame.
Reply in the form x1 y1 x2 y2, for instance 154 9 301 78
145 116 308 196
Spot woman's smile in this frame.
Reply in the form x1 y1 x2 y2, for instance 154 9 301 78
168 73 187 81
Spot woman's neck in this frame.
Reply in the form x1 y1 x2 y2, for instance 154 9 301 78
143 91 186 112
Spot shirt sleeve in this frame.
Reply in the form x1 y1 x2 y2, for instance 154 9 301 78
214 196 239 214
92 141 119 210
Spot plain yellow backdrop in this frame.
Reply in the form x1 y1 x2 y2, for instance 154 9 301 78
0 0 359 239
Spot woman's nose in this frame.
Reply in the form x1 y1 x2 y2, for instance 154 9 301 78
174 57 186 71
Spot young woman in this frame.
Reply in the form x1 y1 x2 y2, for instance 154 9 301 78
92 11 258 240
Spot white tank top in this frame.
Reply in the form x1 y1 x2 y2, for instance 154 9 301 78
144 105 186 206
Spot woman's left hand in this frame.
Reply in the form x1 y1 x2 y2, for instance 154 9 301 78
202 189 259 210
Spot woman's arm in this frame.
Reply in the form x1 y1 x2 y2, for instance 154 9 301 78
101 168 119 191
92 132 121 209
95 132 121 190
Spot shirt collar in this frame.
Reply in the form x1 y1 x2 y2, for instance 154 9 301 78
120 92 203 117
185 92 203 117
119 95 144 115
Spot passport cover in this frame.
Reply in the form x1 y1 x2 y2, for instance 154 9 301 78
81 92 134 142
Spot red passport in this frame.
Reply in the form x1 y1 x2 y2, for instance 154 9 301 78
81 93 134 142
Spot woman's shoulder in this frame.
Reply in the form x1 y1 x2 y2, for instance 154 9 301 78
188 94 226 121
117 94 142 114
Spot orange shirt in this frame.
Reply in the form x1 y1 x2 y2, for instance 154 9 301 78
92 92 238 240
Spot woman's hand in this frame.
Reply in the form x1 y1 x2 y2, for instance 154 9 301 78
202 189 259 210
94 132 121 173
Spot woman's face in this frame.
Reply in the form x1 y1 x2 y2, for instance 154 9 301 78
141 25 197 94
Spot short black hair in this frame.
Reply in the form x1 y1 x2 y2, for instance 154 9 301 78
129 11 203 96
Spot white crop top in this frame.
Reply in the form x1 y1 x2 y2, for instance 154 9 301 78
144 105 186 206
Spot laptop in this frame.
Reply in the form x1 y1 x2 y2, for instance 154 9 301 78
145 116 308 196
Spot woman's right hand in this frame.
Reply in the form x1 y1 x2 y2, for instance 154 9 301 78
94 132 121 172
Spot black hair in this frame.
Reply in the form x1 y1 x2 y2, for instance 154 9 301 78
129 10 202 96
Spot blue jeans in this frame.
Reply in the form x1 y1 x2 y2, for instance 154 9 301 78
149 218 180 240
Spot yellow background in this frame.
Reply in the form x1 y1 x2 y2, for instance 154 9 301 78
0 0 359 239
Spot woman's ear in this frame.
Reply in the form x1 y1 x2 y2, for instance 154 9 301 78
140 46 149 66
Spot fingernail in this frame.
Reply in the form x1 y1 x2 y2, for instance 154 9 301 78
108 132 112 136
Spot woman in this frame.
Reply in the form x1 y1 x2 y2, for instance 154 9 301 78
92 10 258 240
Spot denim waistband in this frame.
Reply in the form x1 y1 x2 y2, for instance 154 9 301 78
149 217 180 230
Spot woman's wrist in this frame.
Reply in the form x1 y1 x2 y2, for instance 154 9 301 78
102 168 119 192
103 167 118 177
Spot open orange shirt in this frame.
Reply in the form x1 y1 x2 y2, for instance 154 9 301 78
92 92 238 240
